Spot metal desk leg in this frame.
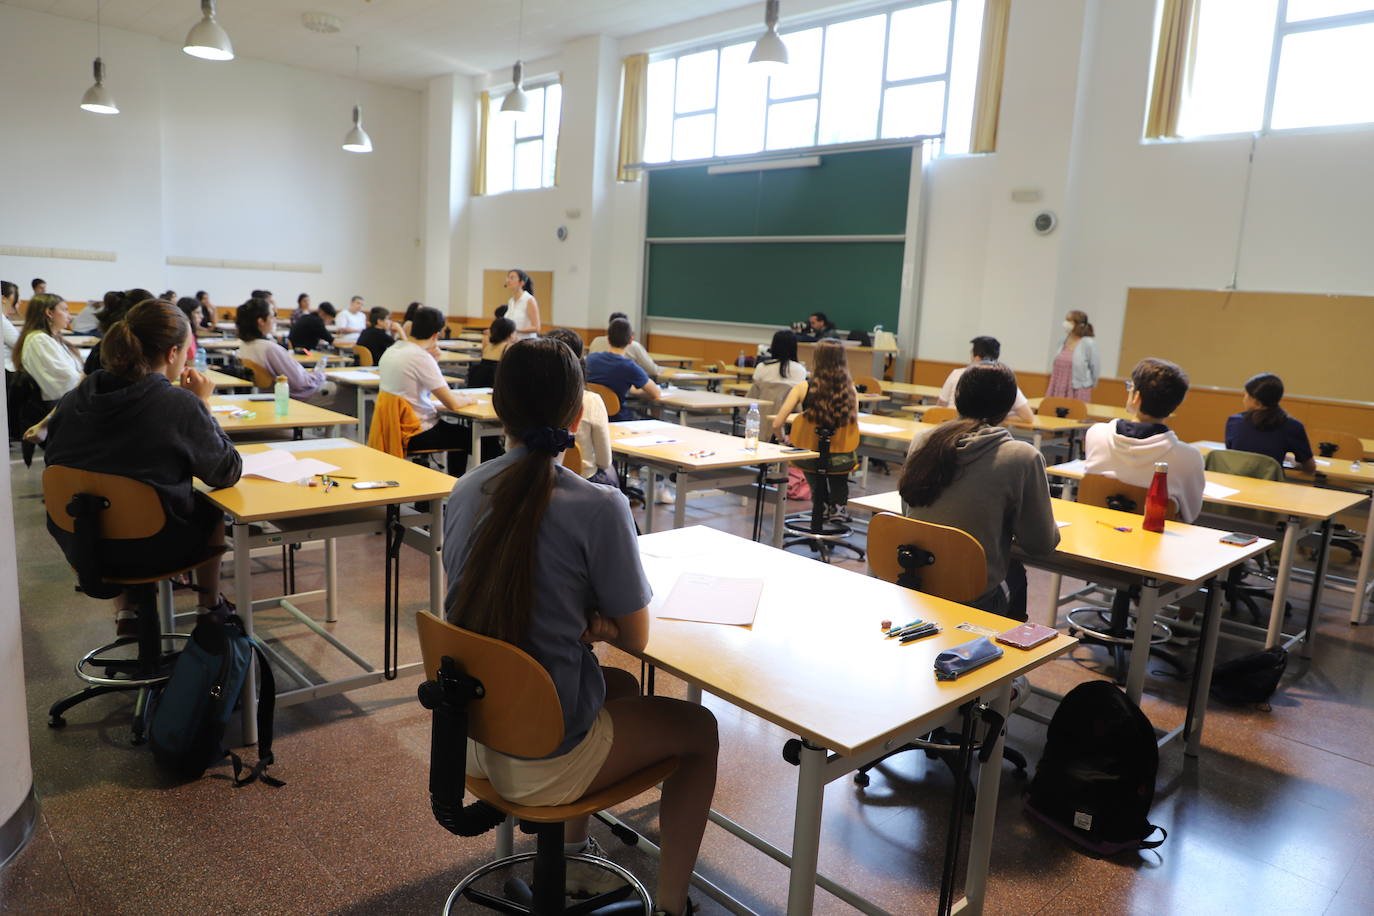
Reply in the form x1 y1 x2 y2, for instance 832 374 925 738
1032 430 1044 453
465 427 481 474
1125 583 1161 704
325 537 338 622
1185 578 1224 758
772 463 787 549
674 472 688 530
960 684 1012 915
643 472 658 534
1267 518 1300 648
430 504 444 613
1045 573 1063 626
1350 495 1374 624
786 742 826 916
1302 521 1333 658
355 386 367 442
233 521 258 746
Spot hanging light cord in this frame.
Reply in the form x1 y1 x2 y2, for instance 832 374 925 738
95 0 102 58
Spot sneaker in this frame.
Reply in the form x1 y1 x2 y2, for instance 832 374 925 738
566 836 626 899
655 484 677 505
827 505 850 523
652 901 697 916
197 594 237 627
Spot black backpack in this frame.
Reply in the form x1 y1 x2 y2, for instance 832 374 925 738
1024 680 1165 855
1209 646 1287 709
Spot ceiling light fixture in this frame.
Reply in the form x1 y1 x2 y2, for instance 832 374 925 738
80 1 118 115
500 0 529 113
342 47 373 153
749 0 789 70
183 0 234 61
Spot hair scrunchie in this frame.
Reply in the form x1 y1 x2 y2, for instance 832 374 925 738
522 426 574 454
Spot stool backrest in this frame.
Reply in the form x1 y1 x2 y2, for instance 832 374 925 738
923 406 957 424
562 442 583 473
866 512 986 603
853 375 883 395
43 467 165 539
351 344 374 367
1037 397 1087 419
416 611 564 759
789 414 860 459
586 383 620 419
1077 473 1178 520
1310 428 1363 461
241 358 275 391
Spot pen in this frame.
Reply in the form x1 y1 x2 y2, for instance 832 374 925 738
318 474 357 479
886 620 928 638
1097 520 1132 532
900 624 941 643
885 618 923 634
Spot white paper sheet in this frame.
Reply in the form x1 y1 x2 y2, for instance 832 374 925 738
209 405 239 414
332 370 380 381
1056 521 1071 528
240 450 339 483
859 423 904 435
462 386 493 394
617 435 678 447
614 420 675 432
1203 481 1240 499
266 438 359 452
655 573 763 626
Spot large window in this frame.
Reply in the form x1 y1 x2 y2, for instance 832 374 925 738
485 83 563 195
1174 0 1374 137
644 0 989 164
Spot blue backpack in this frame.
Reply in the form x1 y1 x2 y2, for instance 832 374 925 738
149 614 282 787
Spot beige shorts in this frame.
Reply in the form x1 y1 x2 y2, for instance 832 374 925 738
467 707 615 807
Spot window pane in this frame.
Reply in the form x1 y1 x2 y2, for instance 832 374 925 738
486 114 513 195
514 87 545 139
514 140 543 190
887 1 953 81
675 49 718 113
645 58 676 163
1287 0 1374 21
716 42 767 156
673 112 716 160
817 15 884 145
765 98 818 150
943 0 986 154
1271 22 1374 128
1176 0 1276 136
543 84 562 186
769 27 822 99
881 81 945 138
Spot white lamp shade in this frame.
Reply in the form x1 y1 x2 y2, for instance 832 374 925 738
500 60 528 113
342 105 373 153
80 58 118 114
183 1 234 61
749 28 789 67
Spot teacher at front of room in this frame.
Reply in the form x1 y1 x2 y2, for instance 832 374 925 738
505 268 541 340
1044 309 1099 402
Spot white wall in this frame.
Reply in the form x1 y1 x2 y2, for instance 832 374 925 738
0 4 423 309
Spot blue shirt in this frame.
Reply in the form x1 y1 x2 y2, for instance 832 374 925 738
1225 413 1313 467
585 351 649 421
442 446 651 756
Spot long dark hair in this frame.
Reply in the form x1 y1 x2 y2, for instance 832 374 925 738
804 340 856 429
102 299 190 381
236 297 274 341
509 268 534 295
899 362 1017 507
488 316 517 346
14 293 79 372
446 339 584 643
768 329 798 377
1244 372 1289 432
97 288 152 334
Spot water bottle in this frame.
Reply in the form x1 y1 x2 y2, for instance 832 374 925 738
195 344 208 371
274 374 290 417
744 402 760 453
736 349 747 368
1143 461 1169 533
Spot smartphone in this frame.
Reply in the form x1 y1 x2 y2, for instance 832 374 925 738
996 622 1059 651
352 480 400 490
1220 532 1259 546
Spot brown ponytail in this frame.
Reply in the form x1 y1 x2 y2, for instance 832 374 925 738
899 362 1018 506
446 339 584 644
1066 310 1094 338
100 299 191 381
1243 372 1289 432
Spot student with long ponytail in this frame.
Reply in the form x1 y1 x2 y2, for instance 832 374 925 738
34 298 242 636
1225 372 1315 473
442 339 716 916
898 362 1059 618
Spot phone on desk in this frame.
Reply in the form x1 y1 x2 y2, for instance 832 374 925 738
1220 532 1259 546
996 622 1059 651
352 480 400 490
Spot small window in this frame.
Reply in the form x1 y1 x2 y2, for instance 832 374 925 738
485 81 561 194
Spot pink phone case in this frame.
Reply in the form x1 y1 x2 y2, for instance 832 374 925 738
996 622 1058 650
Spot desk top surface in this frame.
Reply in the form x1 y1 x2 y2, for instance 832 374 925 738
204 368 251 389
636 527 1075 757
199 441 455 523
1191 441 1374 488
880 381 943 399
210 395 358 433
648 353 697 365
849 493 1273 586
610 420 816 471
901 404 1092 432
1027 398 1132 422
655 388 759 410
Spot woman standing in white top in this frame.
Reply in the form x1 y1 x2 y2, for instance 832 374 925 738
505 269 540 339
378 306 477 464
14 293 84 404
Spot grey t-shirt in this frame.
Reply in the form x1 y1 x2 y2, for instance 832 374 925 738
443 446 651 756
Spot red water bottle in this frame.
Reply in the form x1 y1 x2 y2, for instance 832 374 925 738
1143 461 1169 533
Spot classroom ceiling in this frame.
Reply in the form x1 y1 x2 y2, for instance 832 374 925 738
6 0 756 89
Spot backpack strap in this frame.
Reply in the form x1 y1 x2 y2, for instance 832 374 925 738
1139 824 1167 849
229 634 284 788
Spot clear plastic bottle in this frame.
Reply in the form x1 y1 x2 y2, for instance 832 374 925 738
195 343 208 372
744 402 761 452
737 348 747 368
274 374 290 417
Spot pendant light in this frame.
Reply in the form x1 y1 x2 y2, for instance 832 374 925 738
80 2 118 115
749 0 789 69
183 0 234 61
500 0 529 113
342 47 374 153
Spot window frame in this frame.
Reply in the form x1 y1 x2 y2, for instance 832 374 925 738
486 78 563 195
645 0 961 165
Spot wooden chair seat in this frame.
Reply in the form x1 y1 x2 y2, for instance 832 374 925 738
464 757 678 824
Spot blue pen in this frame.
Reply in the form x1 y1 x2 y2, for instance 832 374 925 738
900 624 941 643
885 619 926 638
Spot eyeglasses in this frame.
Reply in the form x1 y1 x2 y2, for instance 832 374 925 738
1125 380 1135 393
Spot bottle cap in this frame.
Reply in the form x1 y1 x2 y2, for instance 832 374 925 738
276 374 287 382
1153 461 1168 472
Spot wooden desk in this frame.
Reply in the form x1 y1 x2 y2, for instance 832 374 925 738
849 492 1272 753
659 368 725 390
62 334 99 348
436 338 480 351
879 380 943 403
648 352 697 368
652 389 760 428
210 395 357 439
325 368 476 444
610 421 816 546
901 404 1092 452
1027 397 1131 422
435 349 477 365
724 380 889 406
200 441 456 743
442 390 504 473
1047 459 1367 649
635 526 1074 916
204 368 251 390
198 337 242 350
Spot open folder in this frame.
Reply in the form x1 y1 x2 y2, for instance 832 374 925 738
239 449 340 483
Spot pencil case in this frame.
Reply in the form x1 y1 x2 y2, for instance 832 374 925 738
934 637 1004 681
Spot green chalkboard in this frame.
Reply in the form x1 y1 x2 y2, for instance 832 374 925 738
645 242 903 330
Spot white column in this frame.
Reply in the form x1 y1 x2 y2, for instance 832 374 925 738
424 74 475 315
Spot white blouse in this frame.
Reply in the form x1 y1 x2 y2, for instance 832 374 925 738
20 332 84 401
508 290 539 340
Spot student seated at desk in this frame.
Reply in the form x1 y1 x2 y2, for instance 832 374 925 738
336 296 368 333
772 340 859 520
900 362 1060 618
805 311 840 341
1084 357 1205 522
546 327 615 485
1225 372 1316 474
84 289 152 374
356 306 403 365
586 317 661 421
938 336 1034 425
194 291 215 330
288 297 333 351
378 305 478 459
442 339 716 916
752 329 807 387
467 315 515 389
29 298 242 635
236 297 335 403
14 293 85 406
588 312 659 377
400 301 422 338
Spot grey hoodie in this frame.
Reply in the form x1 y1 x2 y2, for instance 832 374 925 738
903 425 1060 597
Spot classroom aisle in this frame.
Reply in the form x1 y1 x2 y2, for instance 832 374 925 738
6 457 1374 916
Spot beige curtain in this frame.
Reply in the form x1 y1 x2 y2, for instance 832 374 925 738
473 91 490 196
969 0 1011 154
1145 0 1199 139
616 54 649 182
